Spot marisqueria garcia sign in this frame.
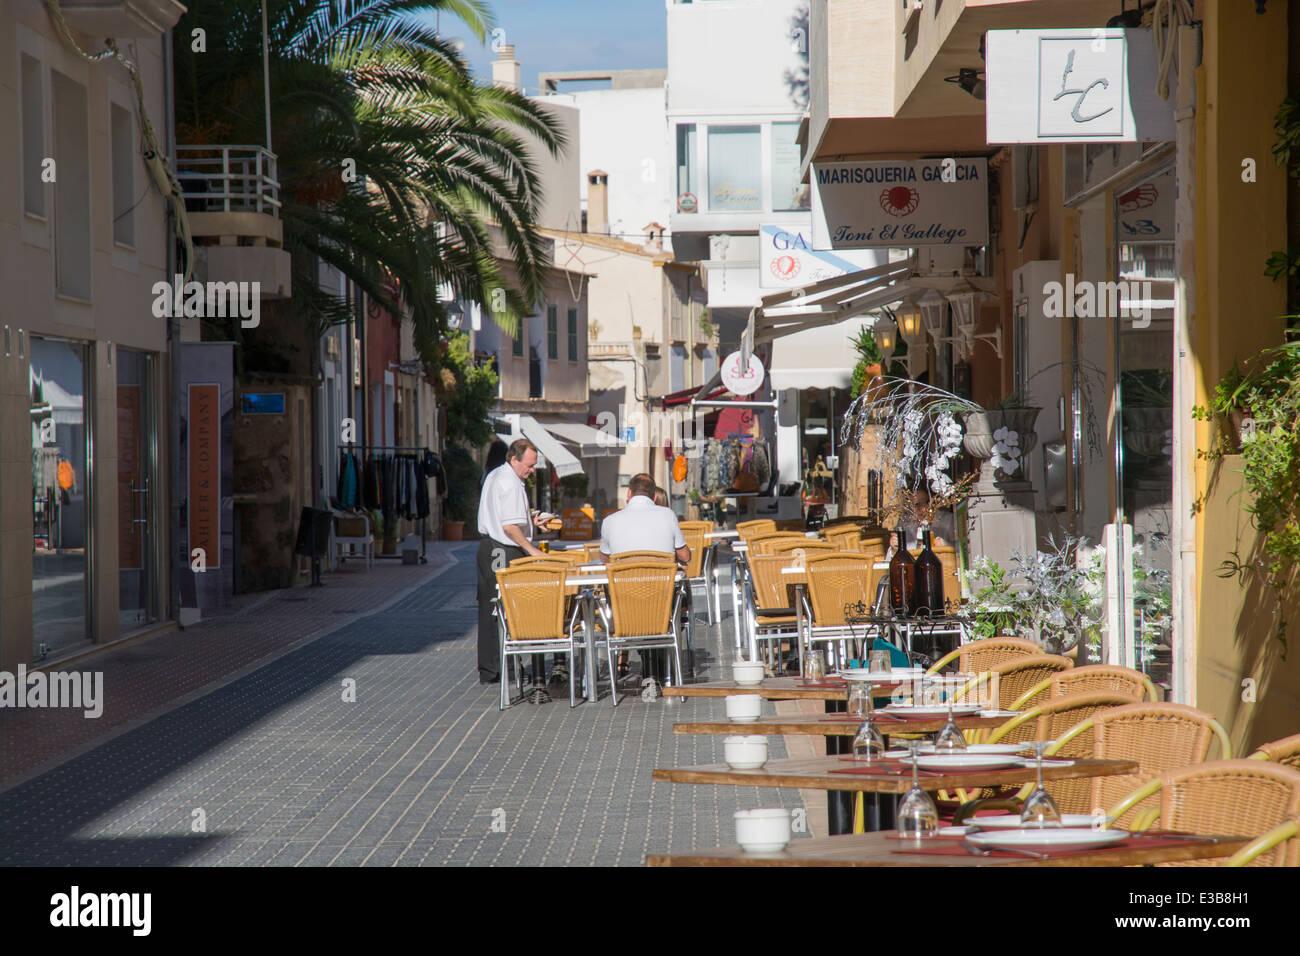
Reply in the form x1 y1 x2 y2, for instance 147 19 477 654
810 159 989 250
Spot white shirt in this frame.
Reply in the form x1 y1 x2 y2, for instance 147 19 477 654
600 495 685 557
478 463 532 546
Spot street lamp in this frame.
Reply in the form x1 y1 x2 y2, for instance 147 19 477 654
874 314 897 364
894 299 926 378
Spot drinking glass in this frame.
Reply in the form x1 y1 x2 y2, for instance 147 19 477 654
847 682 871 719
896 741 939 839
1020 741 1063 828
851 683 885 762
805 649 825 681
868 649 891 674
933 688 967 753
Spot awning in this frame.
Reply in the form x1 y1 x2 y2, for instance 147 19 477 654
495 414 585 478
545 421 624 457
769 315 876 391
751 253 916 345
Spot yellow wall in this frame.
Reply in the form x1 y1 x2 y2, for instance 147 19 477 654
1193 1 1294 752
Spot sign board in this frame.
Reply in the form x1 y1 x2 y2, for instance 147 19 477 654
240 392 286 415
985 29 1176 144
677 192 698 213
721 350 765 396
560 508 594 541
188 383 221 569
1117 168 1173 241
811 159 989 250
759 223 879 289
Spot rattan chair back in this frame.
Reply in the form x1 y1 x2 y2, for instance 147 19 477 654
681 527 706 578
1050 665 1156 703
824 525 864 551
981 654 1072 710
736 519 776 541
607 550 677 564
1150 760 1300 866
606 561 678 638
746 532 807 556
959 637 1041 673
1250 732 1300 770
678 520 714 535
770 539 837 556
495 565 567 641
803 552 882 626
1091 702 1233 826
509 556 570 569
748 553 798 615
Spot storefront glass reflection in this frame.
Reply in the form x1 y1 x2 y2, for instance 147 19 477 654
30 336 89 658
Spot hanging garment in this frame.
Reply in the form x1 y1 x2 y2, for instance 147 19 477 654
753 440 772 492
382 455 397 516
415 463 430 519
362 455 381 511
336 451 358 508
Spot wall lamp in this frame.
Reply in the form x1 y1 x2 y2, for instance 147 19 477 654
944 68 984 101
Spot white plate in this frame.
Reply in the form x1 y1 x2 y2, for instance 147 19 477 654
966 828 1129 851
840 668 922 681
915 753 1025 771
972 814 1114 831
881 703 985 717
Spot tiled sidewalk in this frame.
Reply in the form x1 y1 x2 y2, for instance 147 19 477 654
0 546 811 866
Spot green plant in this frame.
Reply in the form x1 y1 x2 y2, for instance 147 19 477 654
442 446 482 524
437 333 499 449
559 473 589 499
698 309 716 341
994 388 1033 410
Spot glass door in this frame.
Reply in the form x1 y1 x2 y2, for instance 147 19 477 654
1113 166 1175 691
117 348 157 633
30 336 90 659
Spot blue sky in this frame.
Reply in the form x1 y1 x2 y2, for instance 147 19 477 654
434 0 668 93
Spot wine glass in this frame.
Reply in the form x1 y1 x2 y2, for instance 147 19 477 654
805 649 825 681
851 682 885 762
897 740 939 839
934 695 967 753
1020 741 1063 828
847 682 871 719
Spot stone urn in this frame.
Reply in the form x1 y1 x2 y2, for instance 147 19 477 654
959 408 1042 491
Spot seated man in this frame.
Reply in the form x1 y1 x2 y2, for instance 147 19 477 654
600 473 690 685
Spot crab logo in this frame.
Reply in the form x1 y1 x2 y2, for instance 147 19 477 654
770 254 800 281
1118 183 1158 213
880 185 920 218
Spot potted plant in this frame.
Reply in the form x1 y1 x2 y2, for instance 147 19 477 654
849 327 885 398
440 446 481 540
960 391 1042 486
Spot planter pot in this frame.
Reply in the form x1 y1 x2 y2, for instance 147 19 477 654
442 521 464 542
960 408 1041 490
381 537 398 555
1122 406 1172 481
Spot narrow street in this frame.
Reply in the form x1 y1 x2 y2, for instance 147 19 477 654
0 548 804 866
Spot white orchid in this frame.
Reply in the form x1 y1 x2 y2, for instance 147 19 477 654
990 426 1021 476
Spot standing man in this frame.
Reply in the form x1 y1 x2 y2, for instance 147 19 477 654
600 473 690 688
477 439 548 684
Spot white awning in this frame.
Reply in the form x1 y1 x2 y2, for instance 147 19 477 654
769 315 877 392
545 421 624 457
752 252 916 345
496 414 585 478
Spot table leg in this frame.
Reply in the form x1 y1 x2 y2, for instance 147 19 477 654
823 696 854 836
583 591 598 703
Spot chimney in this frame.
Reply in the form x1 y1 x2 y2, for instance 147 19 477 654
642 222 665 253
492 43 520 92
587 170 609 235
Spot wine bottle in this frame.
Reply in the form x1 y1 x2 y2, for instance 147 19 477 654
888 526 916 617
915 528 945 615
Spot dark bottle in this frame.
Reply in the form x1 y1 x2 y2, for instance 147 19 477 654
914 528 945 616
888 526 916 617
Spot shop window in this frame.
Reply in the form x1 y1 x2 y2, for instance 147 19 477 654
676 124 696 208
771 122 808 211
707 126 761 211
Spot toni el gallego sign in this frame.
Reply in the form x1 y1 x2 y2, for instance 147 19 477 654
810 158 989 250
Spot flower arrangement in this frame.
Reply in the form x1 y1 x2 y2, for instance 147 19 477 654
989 426 1021 479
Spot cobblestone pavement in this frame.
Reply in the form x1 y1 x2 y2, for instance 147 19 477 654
0 545 810 866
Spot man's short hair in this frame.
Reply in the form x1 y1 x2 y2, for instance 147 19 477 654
627 473 656 499
507 438 535 462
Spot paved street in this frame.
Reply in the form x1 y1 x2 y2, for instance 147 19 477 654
0 545 809 866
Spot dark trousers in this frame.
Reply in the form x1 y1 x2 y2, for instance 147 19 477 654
478 538 525 681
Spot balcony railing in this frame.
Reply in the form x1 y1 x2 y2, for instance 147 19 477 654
174 145 281 216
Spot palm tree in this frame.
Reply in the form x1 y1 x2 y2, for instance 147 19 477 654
173 0 564 361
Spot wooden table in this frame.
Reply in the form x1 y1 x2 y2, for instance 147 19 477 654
662 677 905 701
673 712 1007 737
646 829 1249 867
652 755 1139 795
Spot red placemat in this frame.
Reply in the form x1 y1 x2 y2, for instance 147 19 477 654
890 832 1213 859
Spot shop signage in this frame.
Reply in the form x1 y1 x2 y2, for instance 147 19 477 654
1117 171 1173 241
985 29 1176 144
721 350 765 396
677 192 698 213
240 392 286 415
759 223 878 289
188 383 221 569
560 508 593 541
810 159 989 250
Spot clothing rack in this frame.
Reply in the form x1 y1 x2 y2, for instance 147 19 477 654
340 443 435 564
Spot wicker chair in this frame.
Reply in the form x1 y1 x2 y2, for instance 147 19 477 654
606 549 679 564
1013 664 1157 710
746 532 809 556
1249 732 1300 770
1047 702 1233 824
823 525 864 551
600 561 687 706
802 552 888 668
1224 816 1300 866
951 654 1072 711
746 553 804 670
927 636 1040 675
1109 760 1300 866
736 519 776 540
770 538 838 556
494 565 584 710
